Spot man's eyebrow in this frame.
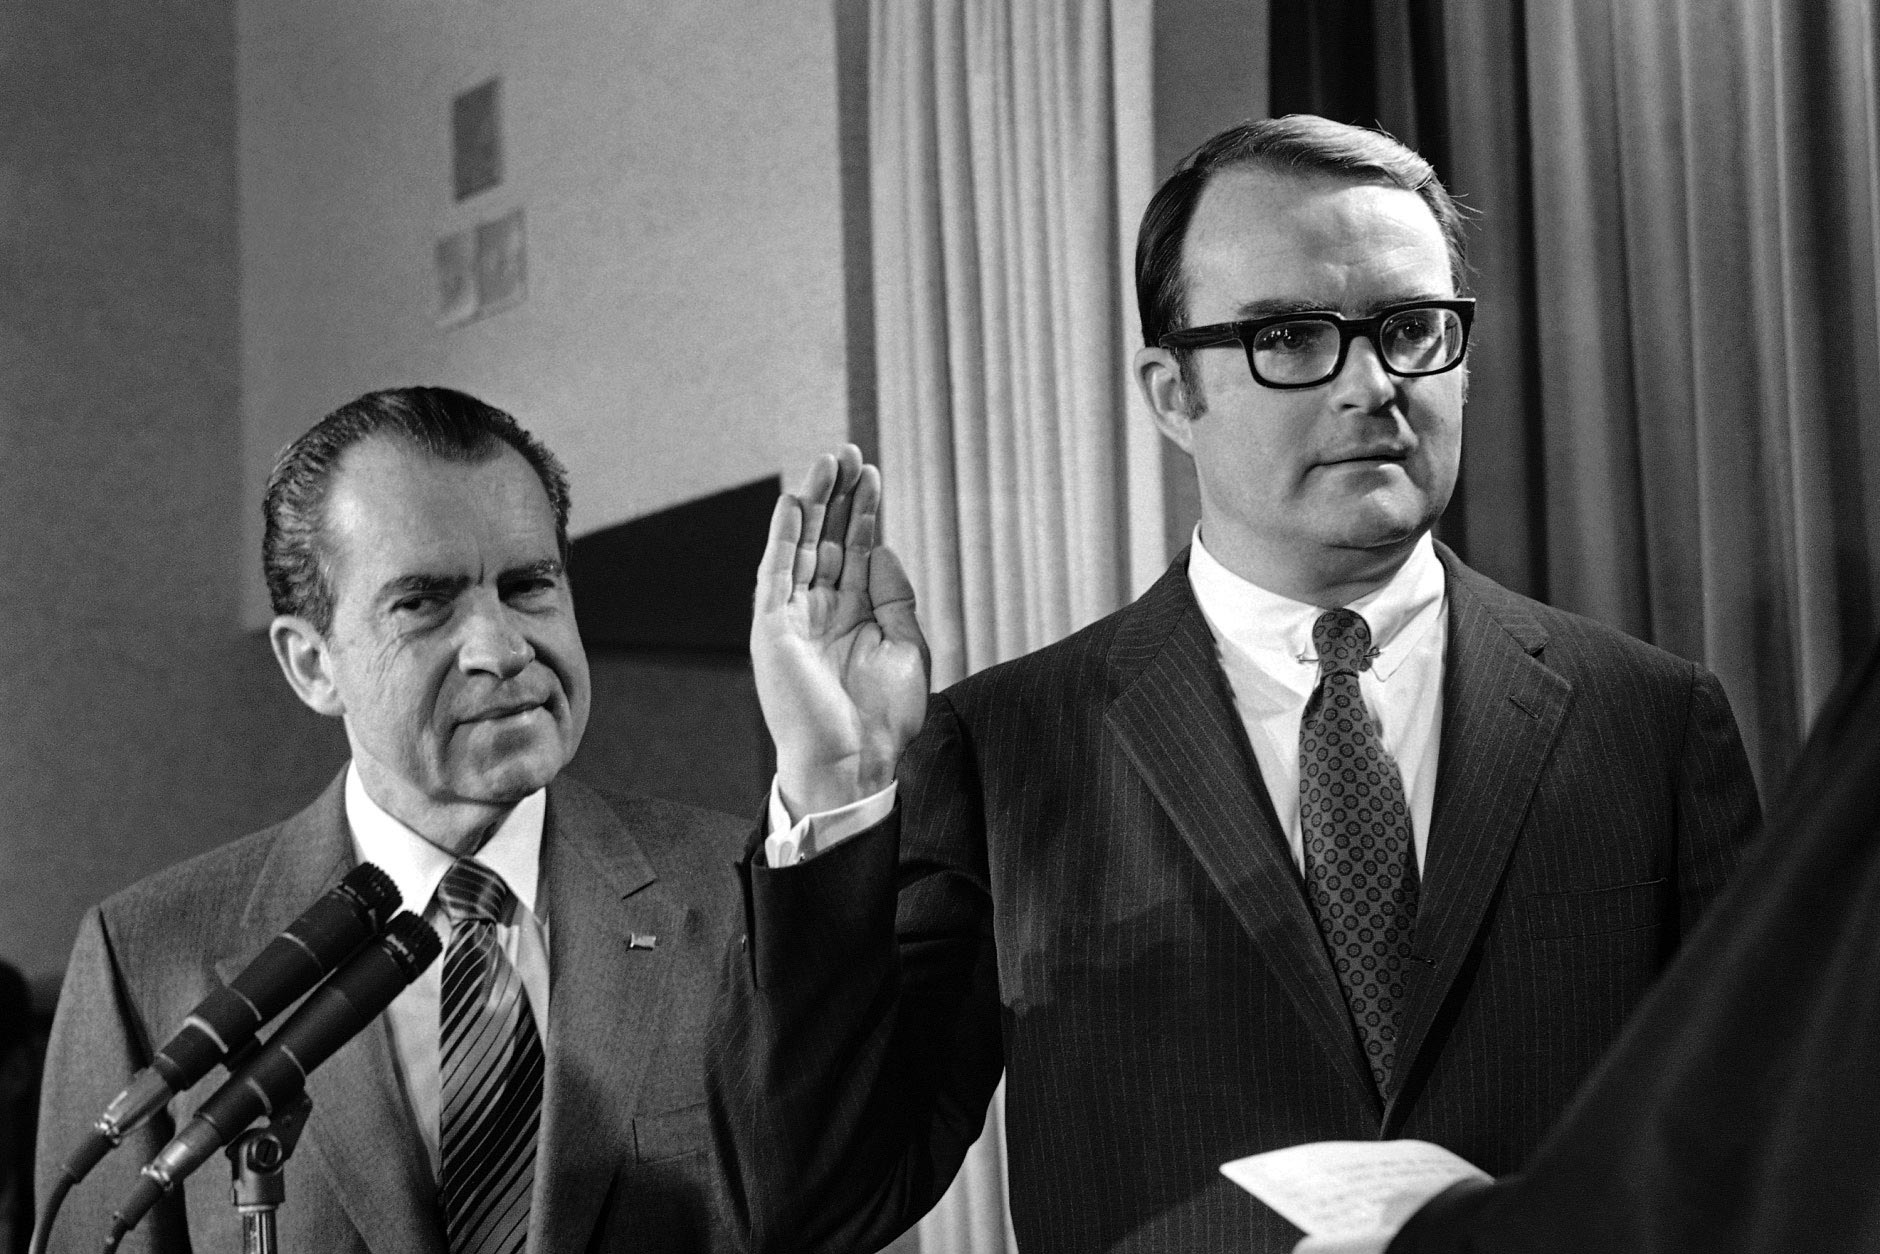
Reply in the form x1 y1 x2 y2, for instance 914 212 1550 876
376 572 470 603
1230 297 1338 319
500 558 565 583
1228 293 1455 320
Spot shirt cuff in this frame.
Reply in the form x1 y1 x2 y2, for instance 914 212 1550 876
763 776 898 867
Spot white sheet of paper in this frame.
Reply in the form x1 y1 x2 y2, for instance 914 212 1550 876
1220 1139 1490 1239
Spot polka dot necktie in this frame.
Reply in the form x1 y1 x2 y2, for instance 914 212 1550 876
438 858 543 1254
1299 608 1419 1095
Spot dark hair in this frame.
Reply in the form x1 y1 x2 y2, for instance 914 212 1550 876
1135 115 1468 403
263 386 572 632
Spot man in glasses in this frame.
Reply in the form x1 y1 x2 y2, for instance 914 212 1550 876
713 116 1762 1254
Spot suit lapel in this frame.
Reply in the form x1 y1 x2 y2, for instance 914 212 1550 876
1387 548 1572 1111
212 773 446 1254
1104 557 1378 1109
530 779 680 1254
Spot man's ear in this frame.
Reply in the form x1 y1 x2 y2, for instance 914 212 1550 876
269 615 346 717
1133 345 1198 455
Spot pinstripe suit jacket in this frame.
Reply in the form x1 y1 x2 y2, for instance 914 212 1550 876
713 545 1760 1254
37 773 747 1254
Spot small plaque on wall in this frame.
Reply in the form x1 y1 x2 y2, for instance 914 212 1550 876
475 207 527 315
434 228 477 327
452 78 503 201
436 209 526 328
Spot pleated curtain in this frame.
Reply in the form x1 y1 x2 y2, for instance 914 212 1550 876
872 0 1135 692
868 1 1145 1250
1514 0 1880 785
1286 0 1880 788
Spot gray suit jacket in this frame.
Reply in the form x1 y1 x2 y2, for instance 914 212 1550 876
713 546 1764 1253
37 772 746 1254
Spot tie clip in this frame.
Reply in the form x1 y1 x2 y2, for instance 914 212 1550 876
1295 646 1383 668
628 933 658 950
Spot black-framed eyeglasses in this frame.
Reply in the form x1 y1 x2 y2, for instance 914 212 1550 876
1158 298 1476 390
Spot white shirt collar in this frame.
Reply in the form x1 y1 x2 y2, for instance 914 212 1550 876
343 763 548 923
1186 527 1446 696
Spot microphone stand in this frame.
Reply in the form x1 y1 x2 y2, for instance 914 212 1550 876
225 1092 312 1254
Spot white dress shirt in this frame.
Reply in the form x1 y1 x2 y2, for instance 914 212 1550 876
766 530 1447 875
343 764 552 1176
765 779 897 867
1187 528 1447 873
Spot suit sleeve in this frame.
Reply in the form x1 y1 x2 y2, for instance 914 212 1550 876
35 908 191 1254
1672 664 1762 937
707 692 1006 1254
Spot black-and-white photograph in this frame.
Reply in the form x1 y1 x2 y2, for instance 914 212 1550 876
5 3 1878 1253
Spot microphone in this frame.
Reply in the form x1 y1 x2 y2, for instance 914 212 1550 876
106 911 442 1248
55 863 401 1188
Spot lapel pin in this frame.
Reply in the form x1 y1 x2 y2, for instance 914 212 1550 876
629 933 658 950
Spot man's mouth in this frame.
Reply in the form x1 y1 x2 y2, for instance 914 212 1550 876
464 699 547 724
1323 448 1410 467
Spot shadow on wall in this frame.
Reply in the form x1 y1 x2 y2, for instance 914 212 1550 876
571 649 769 814
564 476 780 812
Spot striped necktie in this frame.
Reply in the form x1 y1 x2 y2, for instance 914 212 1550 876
437 858 543 1254
1299 608 1419 1095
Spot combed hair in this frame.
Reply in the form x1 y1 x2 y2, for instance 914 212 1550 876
1134 115 1469 401
262 386 571 633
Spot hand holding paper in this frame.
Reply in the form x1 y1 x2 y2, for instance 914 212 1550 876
1294 1237 1398 1254
1219 1139 1490 1253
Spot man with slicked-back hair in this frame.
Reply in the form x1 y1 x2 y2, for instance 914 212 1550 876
710 116 1764 1253
38 387 746 1254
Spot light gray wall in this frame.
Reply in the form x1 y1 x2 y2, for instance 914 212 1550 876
0 0 350 986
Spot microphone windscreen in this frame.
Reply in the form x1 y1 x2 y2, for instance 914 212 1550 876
185 912 440 1156
152 862 400 1087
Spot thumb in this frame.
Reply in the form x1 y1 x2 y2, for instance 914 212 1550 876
869 544 930 662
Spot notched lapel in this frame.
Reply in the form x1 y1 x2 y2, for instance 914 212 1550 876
1104 562 1377 1109
301 1018 448 1254
530 782 679 1254
212 774 445 1254
1389 554 1572 1108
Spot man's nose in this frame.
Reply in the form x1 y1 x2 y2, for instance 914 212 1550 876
1329 334 1398 410
458 597 533 678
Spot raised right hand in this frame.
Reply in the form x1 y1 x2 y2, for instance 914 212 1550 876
752 445 931 817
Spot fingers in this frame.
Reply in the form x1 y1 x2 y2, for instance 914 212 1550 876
834 465 882 599
811 446 864 589
789 445 868 590
757 493 802 612
791 453 837 587
850 462 882 528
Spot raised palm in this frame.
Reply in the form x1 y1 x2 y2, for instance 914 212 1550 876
752 445 931 816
